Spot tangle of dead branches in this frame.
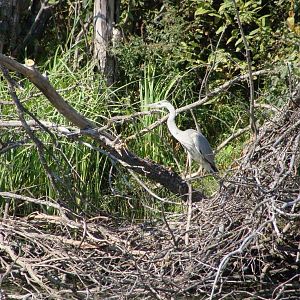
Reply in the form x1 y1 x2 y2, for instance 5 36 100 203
1 90 300 299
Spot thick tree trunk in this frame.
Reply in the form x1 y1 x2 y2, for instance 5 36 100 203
93 0 119 85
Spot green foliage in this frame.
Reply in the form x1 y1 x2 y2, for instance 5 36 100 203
116 0 296 82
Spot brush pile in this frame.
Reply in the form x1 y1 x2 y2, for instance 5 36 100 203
1 94 300 299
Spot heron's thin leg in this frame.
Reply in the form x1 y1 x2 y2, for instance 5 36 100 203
188 154 192 177
184 152 193 179
184 151 189 178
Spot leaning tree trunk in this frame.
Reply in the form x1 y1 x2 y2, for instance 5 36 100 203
93 0 120 85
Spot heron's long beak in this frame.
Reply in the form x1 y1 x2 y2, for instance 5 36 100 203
143 104 164 113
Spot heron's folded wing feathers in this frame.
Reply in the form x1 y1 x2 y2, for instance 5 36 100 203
192 132 216 168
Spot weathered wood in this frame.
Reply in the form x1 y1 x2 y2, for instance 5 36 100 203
93 0 119 85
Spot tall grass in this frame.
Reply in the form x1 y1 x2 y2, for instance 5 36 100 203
137 64 182 163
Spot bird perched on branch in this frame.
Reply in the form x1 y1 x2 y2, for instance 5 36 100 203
146 100 218 175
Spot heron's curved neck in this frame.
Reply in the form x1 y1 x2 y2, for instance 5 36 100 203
165 103 182 137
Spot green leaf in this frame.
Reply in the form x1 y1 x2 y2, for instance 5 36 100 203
195 7 212 16
249 28 259 36
216 24 227 35
226 36 235 45
208 12 221 18
235 37 243 47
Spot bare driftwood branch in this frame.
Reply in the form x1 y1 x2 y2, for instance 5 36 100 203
0 54 203 202
216 125 251 153
0 192 62 210
0 119 76 134
232 0 257 138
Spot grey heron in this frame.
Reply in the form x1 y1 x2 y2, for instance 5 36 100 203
147 100 218 174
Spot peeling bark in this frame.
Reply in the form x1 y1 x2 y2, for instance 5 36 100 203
93 0 119 85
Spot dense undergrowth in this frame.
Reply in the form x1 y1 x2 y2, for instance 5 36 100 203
0 0 299 219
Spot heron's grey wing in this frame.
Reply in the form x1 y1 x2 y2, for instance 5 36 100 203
192 131 217 169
